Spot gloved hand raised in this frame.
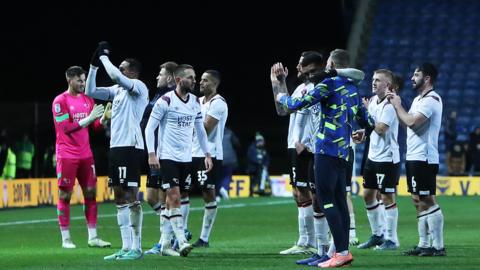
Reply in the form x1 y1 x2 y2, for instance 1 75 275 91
90 48 100 67
98 41 111 57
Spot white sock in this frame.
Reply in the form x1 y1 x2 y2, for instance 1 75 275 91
426 205 444 250
385 203 399 245
87 227 97 241
349 213 357 239
117 204 132 250
200 201 218 242
158 207 166 244
180 197 190 230
297 206 308 246
129 202 143 251
327 239 335 258
417 211 429 248
219 187 229 199
169 208 187 245
160 211 173 248
303 205 315 247
378 200 386 235
366 200 382 236
314 212 329 255
60 228 71 242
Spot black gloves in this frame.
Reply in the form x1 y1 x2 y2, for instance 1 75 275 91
90 48 100 67
98 41 111 57
308 69 338 85
90 41 110 67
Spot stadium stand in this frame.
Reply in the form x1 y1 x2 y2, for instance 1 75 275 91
355 0 480 175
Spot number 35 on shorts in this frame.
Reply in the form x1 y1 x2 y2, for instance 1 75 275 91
197 170 207 185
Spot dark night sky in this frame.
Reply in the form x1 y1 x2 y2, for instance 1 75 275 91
1 1 350 173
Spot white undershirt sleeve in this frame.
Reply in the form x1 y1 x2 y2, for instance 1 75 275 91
99 56 139 95
337 68 365 83
85 65 115 101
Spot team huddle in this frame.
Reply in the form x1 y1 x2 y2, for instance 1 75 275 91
272 49 445 267
52 42 444 266
52 42 227 259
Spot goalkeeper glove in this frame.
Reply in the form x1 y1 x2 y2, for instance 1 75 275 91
100 102 112 125
79 104 104 127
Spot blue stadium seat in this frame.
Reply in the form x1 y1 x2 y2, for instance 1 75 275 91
457 116 471 127
368 0 480 175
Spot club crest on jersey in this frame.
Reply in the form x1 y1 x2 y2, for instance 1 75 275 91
62 178 70 184
54 104 61 113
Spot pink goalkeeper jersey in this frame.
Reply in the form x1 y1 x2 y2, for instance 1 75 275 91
52 91 100 159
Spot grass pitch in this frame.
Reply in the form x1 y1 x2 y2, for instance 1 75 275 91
0 196 479 269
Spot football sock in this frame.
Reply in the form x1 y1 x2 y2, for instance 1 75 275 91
180 197 190 230
129 202 143 251
57 198 70 233
378 200 386 235
297 203 308 246
158 206 166 244
417 210 430 248
385 202 398 245
84 197 97 240
160 211 173 248
60 228 71 242
426 204 444 249
349 212 357 239
314 212 329 255
117 204 132 250
200 201 218 242
366 200 383 236
169 208 187 245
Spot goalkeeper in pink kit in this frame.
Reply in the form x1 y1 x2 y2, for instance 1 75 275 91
52 66 111 249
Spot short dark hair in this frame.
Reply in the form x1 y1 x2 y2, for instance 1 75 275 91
392 73 404 92
329 49 350 68
125 58 142 75
65 66 85 79
160 61 178 75
300 51 324 67
204 70 221 84
416 62 438 84
174 64 194 77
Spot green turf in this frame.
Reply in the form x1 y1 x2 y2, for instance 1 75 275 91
0 196 479 269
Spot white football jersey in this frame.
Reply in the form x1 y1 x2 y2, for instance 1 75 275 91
101 80 149 149
192 94 228 159
287 83 312 149
149 90 202 162
406 90 443 164
367 95 400 163
291 83 316 151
